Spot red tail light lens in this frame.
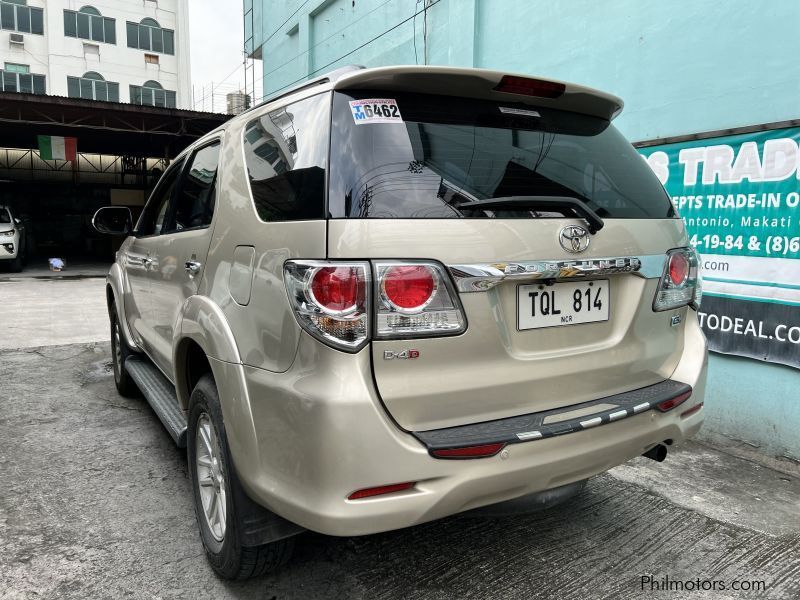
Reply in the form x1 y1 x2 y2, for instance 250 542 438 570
431 443 505 459
310 266 359 314
381 265 436 312
348 482 415 500
653 247 700 312
656 390 692 412
669 253 689 286
374 261 467 338
494 75 566 98
284 261 369 352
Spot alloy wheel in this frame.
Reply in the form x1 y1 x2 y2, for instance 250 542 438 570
195 413 227 542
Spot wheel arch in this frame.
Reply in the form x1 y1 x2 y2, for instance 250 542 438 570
106 264 138 351
174 336 214 410
174 295 241 409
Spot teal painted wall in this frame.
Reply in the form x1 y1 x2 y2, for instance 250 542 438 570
704 355 798 459
250 0 800 459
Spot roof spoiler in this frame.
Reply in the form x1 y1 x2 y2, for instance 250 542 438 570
334 65 623 121
246 65 366 114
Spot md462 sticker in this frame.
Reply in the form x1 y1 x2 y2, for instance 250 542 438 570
349 98 403 124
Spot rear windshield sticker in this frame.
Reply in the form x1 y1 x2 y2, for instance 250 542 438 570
499 107 541 118
349 99 403 124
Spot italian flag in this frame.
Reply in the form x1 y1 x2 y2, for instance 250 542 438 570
38 136 77 161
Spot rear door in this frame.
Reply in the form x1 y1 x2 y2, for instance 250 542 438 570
327 90 688 432
146 140 221 377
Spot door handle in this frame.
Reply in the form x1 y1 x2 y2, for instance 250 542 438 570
142 257 154 267
185 260 202 275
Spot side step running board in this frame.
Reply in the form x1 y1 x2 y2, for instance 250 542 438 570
125 357 187 448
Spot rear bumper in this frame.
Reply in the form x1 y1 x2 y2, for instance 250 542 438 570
220 310 707 537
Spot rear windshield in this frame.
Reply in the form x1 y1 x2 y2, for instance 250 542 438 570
329 91 674 219
0 208 10 224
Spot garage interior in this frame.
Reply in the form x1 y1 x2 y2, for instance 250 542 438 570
0 91 229 274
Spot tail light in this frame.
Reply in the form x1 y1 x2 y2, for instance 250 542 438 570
284 260 466 351
653 248 701 311
375 261 466 338
284 261 370 352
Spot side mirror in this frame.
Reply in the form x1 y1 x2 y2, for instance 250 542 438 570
14 217 21 225
93 206 133 236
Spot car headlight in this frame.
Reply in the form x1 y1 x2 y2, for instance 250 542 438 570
0 229 15 237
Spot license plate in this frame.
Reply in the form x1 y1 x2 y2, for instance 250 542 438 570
517 280 610 330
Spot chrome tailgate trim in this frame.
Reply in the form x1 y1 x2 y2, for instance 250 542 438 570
448 254 666 292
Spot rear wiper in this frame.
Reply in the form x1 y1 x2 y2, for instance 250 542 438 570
457 195 604 234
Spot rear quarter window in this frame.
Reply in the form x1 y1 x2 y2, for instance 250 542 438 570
242 92 330 222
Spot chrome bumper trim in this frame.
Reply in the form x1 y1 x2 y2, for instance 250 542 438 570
448 254 666 292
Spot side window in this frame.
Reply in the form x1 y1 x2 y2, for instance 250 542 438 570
242 93 329 222
136 159 184 236
164 141 220 233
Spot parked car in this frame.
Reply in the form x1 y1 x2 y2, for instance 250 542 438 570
0 204 27 272
93 65 707 580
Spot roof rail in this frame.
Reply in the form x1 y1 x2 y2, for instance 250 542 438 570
243 65 365 116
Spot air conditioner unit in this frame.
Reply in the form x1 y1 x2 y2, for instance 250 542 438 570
9 33 24 46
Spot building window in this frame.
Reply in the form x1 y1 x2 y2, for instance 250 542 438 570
130 80 176 108
64 6 116 44
67 72 119 102
126 18 174 55
4 62 28 74
144 53 159 65
1 68 45 94
0 0 44 35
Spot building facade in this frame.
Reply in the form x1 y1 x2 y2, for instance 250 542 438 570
0 0 191 108
226 90 250 115
247 0 800 460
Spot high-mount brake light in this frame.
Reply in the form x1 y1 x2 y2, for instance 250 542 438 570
653 247 701 312
493 75 566 99
374 261 466 338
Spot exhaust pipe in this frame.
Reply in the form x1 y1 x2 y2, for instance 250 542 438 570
642 443 668 462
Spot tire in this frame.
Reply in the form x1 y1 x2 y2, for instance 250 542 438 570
109 303 139 397
9 254 22 272
188 374 294 580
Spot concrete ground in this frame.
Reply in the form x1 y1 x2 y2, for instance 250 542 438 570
0 278 108 349
1 280 799 599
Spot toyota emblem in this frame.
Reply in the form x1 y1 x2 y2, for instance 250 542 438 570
559 225 591 253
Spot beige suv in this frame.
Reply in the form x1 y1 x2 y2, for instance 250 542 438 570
93 65 707 579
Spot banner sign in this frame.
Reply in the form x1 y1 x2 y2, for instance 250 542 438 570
638 127 800 369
